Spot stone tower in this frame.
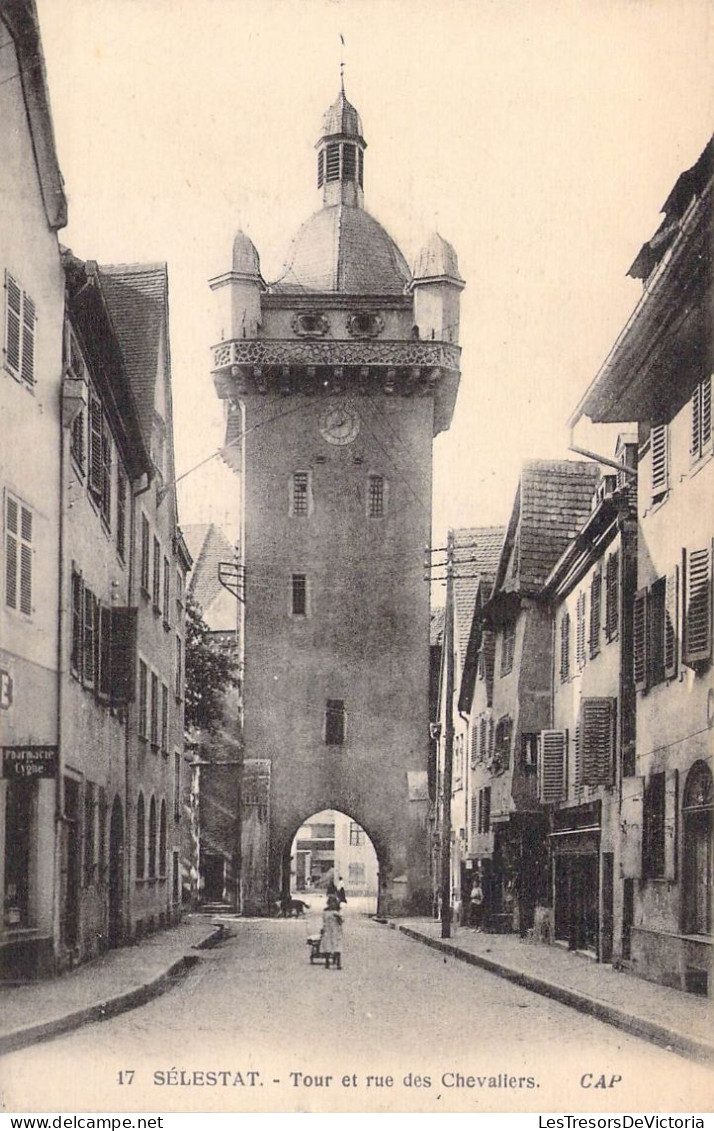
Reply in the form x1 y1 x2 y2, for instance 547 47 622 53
210 86 463 913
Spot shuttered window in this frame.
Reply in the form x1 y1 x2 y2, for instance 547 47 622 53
4 272 35 386
89 394 103 496
633 588 648 692
83 588 96 688
152 537 161 610
480 787 491 833
664 568 679 680
649 577 666 687
560 610 570 681
71 567 83 675
683 545 712 668
140 516 150 593
175 635 183 699
580 697 615 786
161 683 169 753
604 550 619 641
493 716 512 770
538 730 566 803
368 475 385 517
150 672 160 747
5 494 32 616
138 660 148 739
100 423 112 525
71 407 85 471
691 376 712 461
116 468 126 558
478 717 487 763
650 424 669 499
110 607 138 705
483 631 496 705
136 793 146 878
576 591 587 669
589 568 602 658
163 556 171 624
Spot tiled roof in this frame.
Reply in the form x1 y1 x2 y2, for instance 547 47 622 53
499 460 601 596
272 204 410 294
453 526 506 665
430 606 445 647
100 263 167 446
184 523 236 617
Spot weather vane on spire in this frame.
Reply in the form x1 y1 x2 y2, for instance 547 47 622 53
339 33 345 92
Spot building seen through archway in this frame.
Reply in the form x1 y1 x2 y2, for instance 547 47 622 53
290 810 378 915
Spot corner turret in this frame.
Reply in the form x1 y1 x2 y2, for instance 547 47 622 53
410 232 465 344
209 228 265 342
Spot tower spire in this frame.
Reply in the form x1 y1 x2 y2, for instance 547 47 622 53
316 77 366 209
339 33 345 93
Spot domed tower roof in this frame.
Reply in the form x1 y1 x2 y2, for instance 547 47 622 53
273 204 410 294
270 86 410 295
232 229 261 278
412 232 464 286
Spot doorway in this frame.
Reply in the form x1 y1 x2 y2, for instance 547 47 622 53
683 761 713 936
60 778 81 949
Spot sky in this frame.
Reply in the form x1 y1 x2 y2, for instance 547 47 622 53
35 0 713 548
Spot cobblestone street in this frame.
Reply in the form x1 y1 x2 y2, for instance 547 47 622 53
1 912 711 1114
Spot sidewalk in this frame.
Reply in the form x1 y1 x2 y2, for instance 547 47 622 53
388 918 714 1064
0 915 222 1056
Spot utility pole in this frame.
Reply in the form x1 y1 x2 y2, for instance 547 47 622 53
440 528 455 939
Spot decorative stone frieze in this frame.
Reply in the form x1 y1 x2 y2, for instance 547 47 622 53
212 337 460 372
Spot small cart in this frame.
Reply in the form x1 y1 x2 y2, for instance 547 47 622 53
306 932 332 966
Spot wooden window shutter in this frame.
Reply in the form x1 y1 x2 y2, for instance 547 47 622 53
650 424 668 497
683 545 712 667
18 504 32 616
605 550 619 641
21 293 35 385
664 567 679 680
110 607 138 705
702 376 712 451
89 395 103 495
633 588 649 692
71 567 84 676
576 591 587 669
589 568 602 658
5 494 18 609
560 610 570 681
664 769 679 882
5 272 21 375
83 588 96 687
580 697 615 785
98 603 111 699
484 631 496 705
538 730 566 803
691 385 701 457
572 724 581 793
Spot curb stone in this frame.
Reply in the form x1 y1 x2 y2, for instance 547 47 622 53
0 926 223 1058
388 921 714 1066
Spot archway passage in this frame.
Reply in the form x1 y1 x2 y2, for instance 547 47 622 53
289 810 379 916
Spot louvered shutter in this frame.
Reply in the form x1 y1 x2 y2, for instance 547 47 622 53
572 724 581 793
580 697 615 785
664 567 679 679
633 588 649 692
5 272 21 375
483 631 496 706
576 591 587 669
538 730 566 803
21 293 35 384
702 377 712 451
684 546 712 667
71 567 84 676
5 495 18 608
605 550 619 640
19 504 32 615
89 396 103 495
691 386 701 457
651 424 668 496
589 568 602 657
560 610 570 680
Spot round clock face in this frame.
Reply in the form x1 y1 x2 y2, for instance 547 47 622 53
318 404 361 446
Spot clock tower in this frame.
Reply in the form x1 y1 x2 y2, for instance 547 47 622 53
210 86 464 913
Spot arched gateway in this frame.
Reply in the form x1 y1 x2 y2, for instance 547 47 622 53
210 86 463 914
